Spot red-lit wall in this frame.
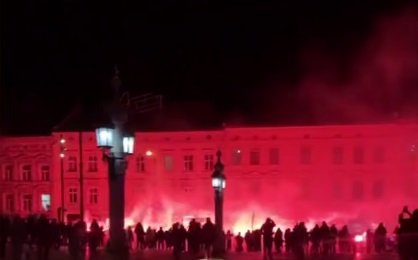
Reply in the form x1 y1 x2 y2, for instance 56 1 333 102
1 123 418 232
0 136 53 215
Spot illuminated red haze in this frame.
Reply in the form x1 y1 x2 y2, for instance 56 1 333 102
84 123 418 235
84 7 418 234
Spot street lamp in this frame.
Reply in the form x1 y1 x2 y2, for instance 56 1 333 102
122 132 135 155
211 150 226 257
95 127 114 149
59 136 66 222
94 66 134 254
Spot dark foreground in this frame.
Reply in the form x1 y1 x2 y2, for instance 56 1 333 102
39 249 399 260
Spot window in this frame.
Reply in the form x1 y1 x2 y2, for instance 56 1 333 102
373 146 385 163
164 155 174 172
332 146 343 164
89 188 98 204
41 165 50 181
3 165 13 181
372 180 384 199
22 165 32 181
250 149 260 165
232 150 242 165
353 146 364 164
269 148 279 165
5 194 14 212
352 181 364 200
136 156 146 172
204 154 214 171
69 188 78 204
41 194 51 211
300 146 312 164
88 156 98 172
23 195 33 212
184 155 194 171
68 156 77 172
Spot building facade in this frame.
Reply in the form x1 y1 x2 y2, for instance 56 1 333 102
1 123 418 231
0 136 53 215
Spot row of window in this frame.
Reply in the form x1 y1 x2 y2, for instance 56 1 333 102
66 156 97 172
0 145 387 181
244 146 385 165
68 188 98 204
328 180 384 201
3 194 33 212
63 146 386 173
134 146 385 173
2 194 51 213
62 180 386 207
1 165 50 182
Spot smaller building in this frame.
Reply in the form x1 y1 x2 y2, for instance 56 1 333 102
0 136 53 216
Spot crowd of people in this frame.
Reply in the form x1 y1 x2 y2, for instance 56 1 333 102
0 206 417 259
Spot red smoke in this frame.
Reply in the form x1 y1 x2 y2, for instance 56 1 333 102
298 6 418 123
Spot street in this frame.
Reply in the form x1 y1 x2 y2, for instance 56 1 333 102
41 249 399 260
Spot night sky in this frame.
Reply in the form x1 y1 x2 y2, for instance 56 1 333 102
2 0 417 135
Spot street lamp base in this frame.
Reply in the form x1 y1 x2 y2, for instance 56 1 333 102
106 242 130 257
212 234 226 258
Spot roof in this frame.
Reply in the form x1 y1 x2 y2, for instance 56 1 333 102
55 99 418 133
54 100 111 132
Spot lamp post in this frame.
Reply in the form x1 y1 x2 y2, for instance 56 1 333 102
59 136 66 222
211 150 226 257
94 67 135 254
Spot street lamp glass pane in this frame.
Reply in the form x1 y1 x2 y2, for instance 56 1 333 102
123 136 135 155
212 178 221 188
95 127 114 148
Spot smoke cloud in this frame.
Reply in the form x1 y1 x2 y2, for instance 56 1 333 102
296 6 418 124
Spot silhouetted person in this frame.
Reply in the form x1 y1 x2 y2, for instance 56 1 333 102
126 226 134 250
187 219 199 254
338 225 350 253
374 223 387 253
329 224 337 254
274 228 283 253
0 215 10 259
319 221 330 255
235 232 244 252
88 220 101 253
10 216 26 260
226 230 232 251
253 229 261 251
244 230 253 252
172 223 185 260
310 225 320 255
156 227 165 250
50 219 60 249
284 228 292 253
260 218 275 260
36 215 52 260
135 222 145 250
293 222 308 260
397 206 418 260
201 218 216 259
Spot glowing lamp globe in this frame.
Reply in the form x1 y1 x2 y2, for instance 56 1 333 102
95 127 114 149
212 174 226 189
122 134 135 155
